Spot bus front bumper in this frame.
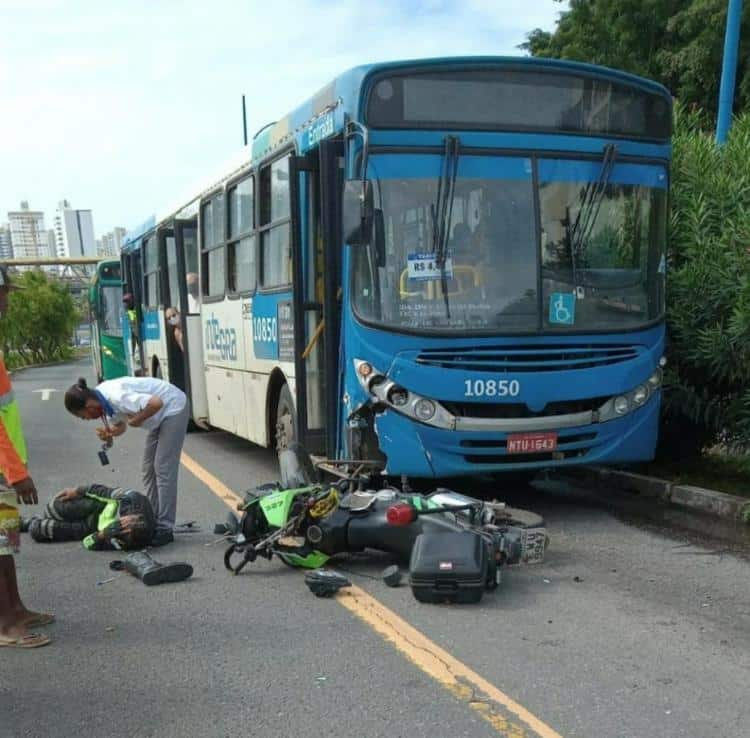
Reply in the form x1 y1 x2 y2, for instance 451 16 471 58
373 393 660 478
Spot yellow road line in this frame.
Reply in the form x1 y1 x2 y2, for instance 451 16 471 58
180 451 244 509
181 450 563 738
338 586 563 738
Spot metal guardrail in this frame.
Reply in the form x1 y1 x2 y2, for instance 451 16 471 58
0 257 103 266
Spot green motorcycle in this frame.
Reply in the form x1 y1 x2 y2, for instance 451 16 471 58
221 444 547 587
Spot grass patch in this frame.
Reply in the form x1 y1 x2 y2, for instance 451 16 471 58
632 453 750 498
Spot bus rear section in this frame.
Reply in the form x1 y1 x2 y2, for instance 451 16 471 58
338 60 671 478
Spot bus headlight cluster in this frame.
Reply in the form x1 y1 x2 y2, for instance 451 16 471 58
601 368 663 421
353 359 453 428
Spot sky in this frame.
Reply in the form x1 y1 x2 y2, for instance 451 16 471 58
1 0 564 237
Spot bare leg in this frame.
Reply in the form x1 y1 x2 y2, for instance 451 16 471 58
0 556 31 637
6 561 53 625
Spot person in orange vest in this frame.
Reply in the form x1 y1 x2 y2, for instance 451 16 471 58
0 266 52 648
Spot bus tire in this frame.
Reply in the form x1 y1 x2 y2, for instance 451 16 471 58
275 384 296 453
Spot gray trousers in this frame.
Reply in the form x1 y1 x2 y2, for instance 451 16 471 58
142 401 190 531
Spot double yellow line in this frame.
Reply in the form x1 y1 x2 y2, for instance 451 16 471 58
181 450 563 738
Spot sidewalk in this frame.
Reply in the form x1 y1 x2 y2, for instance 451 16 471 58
564 466 750 524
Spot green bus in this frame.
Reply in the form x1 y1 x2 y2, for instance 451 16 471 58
89 260 127 382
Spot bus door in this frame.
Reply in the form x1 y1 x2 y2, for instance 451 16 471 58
174 218 209 425
141 230 169 379
162 227 186 392
121 249 145 375
290 138 344 457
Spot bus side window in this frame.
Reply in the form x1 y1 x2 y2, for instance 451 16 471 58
259 156 291 289
228 174 256 294
201 194 226 299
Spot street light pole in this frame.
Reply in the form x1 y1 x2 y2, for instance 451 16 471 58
716 0 744 144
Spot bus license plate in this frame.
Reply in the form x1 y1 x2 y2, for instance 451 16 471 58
507 432 557 454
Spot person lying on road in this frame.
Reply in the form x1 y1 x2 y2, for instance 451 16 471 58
25 483 155 551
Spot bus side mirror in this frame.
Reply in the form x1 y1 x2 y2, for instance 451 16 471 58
343 179 374 245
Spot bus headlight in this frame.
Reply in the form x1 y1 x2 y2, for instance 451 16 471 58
356 361 374 380
632 385 649 406
648 368 663 388
414 398 436 421
614 396 629 415
388 387 409 407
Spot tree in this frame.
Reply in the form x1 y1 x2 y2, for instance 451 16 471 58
521 0 750 116
0 271 80 366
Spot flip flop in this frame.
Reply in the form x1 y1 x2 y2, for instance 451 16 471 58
23 613 55 627
0 632 51 648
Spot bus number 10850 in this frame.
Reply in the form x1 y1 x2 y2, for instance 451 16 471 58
464 379 520 398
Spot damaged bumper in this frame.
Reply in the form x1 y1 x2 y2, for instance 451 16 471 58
372 397 660 478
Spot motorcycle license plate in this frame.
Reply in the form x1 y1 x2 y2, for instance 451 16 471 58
522 528 547 565
507 432 557 454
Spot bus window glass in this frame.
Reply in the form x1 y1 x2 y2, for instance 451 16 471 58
351 154 537 332
100 286 123 336
538 159 667 330
213 192 226 246
202 194 226 298
201 201 214 248
270 158 290 221
259 157 291 289
229 236 256 293
143 236 160 307
261 225 290 287
229 176 254 237
206 246 225 297
166 235 181 313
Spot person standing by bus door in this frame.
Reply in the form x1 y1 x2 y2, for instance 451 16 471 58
0 266 53 649
63 376 189 547
122 293 143 376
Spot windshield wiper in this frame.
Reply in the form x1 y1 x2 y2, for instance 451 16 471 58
568 143 617 287
431 136 460 319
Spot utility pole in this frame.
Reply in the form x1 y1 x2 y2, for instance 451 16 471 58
716 0 744 144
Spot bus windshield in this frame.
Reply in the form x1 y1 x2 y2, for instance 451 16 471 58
350 153 667 333
100 284 123 336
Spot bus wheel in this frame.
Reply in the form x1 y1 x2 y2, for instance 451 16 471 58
275 384 296 452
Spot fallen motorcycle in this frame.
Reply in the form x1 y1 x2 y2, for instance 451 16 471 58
219 444 547 603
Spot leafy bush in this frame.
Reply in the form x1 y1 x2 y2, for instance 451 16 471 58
0 270 80 366
660 106 750 456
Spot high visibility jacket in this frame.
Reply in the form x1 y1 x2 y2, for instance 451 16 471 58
0 354 28 485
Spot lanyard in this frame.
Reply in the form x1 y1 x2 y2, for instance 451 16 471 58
93 389 116 418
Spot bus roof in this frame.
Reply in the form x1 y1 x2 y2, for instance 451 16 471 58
123 55 672 249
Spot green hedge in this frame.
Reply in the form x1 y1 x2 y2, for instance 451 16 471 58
660 107 750 456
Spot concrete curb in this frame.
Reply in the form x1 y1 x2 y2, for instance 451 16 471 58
8 354 89 376
569 466 750 524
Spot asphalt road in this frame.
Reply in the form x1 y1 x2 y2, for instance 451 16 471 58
2 360 749 738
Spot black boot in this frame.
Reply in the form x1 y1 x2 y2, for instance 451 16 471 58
123 551 193 586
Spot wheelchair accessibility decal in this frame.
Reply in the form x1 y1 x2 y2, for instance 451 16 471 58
549 292 576 325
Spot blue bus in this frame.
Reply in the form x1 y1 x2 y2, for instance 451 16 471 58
120 56 670 479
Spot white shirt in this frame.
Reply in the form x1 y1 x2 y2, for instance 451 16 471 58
96 377 187 432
